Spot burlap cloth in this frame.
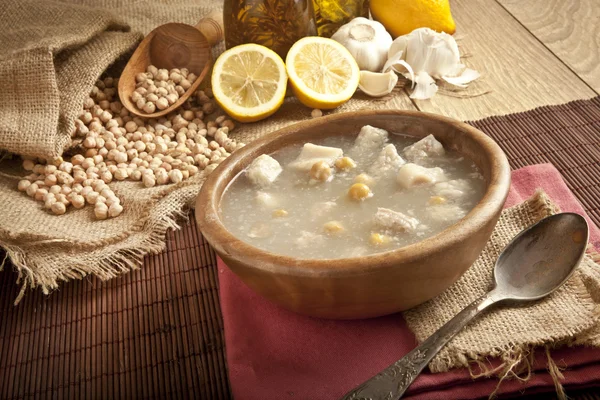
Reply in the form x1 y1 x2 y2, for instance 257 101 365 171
0 0 400 301
403 190 600 378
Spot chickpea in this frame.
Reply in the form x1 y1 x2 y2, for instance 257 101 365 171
71 195 86 209
429 196 447 205
348 183 372 201
323 221 344 235
44 174 57 187
310 161 332 182
155 69 169 81
334 157 356 171
51 202 67 215
17 180 31 192
35 188 48 202
166 93 179 105
169 169 183 183
22 159 35 171
108 203 124 218
354 173 374 186
142 102 156 114
95 202 108 220
370 233 391 247
142 173 156 188
272 209 289 218
156 97 169 110
44 197 56 210
26 183 39 197
135 72 148 83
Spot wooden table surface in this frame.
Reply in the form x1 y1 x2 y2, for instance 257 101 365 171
387 0 598 120
1 1 599 400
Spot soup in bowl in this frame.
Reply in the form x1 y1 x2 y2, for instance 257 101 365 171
196 110 510 319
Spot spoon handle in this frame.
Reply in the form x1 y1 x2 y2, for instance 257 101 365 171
339 291 502 400
195 10 224 47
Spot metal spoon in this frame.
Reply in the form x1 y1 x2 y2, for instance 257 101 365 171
340 212 589 400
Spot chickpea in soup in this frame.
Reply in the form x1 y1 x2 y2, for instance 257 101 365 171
220 125 485 259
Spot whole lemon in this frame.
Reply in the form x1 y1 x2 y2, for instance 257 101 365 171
370 0 456 38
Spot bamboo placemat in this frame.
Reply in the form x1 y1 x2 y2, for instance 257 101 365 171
1 96 600 399
468 96 600 229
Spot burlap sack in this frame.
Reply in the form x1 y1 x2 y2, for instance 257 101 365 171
403 190 600 375
0 0 408 301
0 0 142 159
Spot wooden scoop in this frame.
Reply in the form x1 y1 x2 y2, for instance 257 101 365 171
118 11 224 118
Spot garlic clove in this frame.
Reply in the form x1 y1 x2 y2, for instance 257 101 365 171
388 35 409 60
358 70 399 97
383 50 402 73
383 51 416 88
410 71 438 100
441 68 480 88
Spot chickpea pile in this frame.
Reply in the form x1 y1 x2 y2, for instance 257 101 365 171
132 65 198 114
17 75 243 219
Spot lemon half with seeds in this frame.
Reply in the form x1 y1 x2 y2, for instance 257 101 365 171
211 44 287 123
286 37 360 109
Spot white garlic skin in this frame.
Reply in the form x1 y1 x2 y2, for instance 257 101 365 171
387 28 461 79
331 17 392 72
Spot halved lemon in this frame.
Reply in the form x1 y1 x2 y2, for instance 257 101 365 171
211 44 288 123
286 37 360 109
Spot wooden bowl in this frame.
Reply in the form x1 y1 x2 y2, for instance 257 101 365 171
195 110 511 319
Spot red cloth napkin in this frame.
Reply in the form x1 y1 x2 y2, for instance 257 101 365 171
218 163 600 400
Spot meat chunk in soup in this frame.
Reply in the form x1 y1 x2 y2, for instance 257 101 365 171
403 134 445 160
246 154 282 187
373 207 419 233
368 144 405 177
428 204 467 223
351 125 388 154
288 143 343 171
397 163 446 189
255 191 278 208
433 179 474 200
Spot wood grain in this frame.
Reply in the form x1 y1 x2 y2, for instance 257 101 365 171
386 0 597 121
499 0 600 93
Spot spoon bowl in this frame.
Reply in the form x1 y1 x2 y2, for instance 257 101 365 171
118 11 223 118
493 212 589 301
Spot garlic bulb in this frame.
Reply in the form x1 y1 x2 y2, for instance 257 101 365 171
358 70 398 97
383 28 479 99
331 17 393 72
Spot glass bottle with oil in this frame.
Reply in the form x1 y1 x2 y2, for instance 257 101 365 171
312 0 370 37
223 0 316 59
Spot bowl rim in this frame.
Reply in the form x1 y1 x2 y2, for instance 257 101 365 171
195 109 511 278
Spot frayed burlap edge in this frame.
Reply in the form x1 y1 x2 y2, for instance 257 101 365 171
0 170 210 304
0 166 204 248
421 190 600 400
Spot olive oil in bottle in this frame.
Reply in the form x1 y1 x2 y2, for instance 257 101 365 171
223 0 316 59
312 0 370 37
